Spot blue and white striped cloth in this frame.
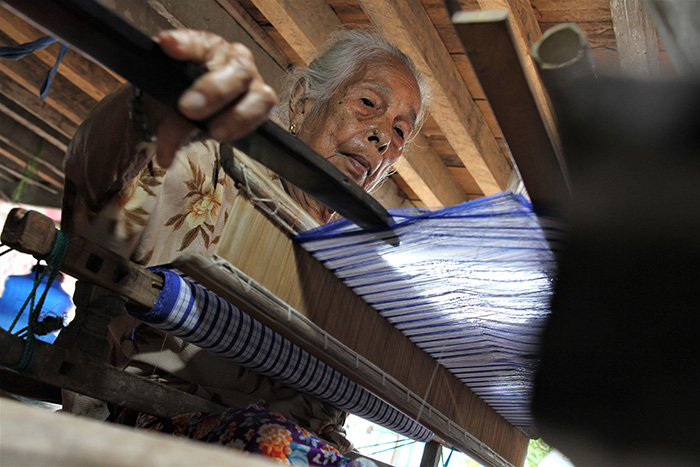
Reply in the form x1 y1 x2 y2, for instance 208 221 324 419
132 267 434 442
296 192 559 429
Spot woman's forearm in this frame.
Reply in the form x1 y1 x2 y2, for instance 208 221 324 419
63 84 170 211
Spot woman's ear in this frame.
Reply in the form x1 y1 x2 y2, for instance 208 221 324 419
288 77 312 128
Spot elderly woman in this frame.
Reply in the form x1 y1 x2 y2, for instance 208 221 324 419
62 27 427 464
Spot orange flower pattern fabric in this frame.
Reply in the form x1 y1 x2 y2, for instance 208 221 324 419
134 404 373 466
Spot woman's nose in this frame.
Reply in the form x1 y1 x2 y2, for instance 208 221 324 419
367 127 390 154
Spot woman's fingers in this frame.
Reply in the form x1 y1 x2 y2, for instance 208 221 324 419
208 81 278 141
156 30 277 123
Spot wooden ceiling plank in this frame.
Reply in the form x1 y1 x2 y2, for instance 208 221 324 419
0 112 66 180
0 70 78 140
214 0 292 70
359 0 513 196
0 144 62 191
609 0 661 76
0 8 124 102
249 0 466 207
0 95 69 153
248 0 342 64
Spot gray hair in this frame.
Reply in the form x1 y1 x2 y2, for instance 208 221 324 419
274 28 430 143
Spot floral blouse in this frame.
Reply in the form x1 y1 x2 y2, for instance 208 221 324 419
63 135 352 457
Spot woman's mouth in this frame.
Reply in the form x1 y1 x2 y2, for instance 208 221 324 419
342 153 371 179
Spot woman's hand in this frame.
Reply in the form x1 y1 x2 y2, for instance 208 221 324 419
152 30 278 167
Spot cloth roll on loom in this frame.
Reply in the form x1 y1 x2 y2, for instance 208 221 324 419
127 266 433 442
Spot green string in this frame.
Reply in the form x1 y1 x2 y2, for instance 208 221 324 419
6 230 69 371
12 138 44 203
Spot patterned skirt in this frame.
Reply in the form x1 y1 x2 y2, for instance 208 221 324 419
119 404 374 466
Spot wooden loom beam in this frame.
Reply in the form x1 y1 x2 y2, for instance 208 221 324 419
453 10 569 216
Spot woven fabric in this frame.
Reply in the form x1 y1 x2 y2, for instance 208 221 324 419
295 192 559 428
131 267 433 442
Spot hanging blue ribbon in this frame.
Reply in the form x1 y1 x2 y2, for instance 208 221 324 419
39 43 68 100
0 36 68 100
0 36 57 59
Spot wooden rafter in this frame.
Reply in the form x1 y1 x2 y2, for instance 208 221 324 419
0 95 69 153
248 0 468 207
0 112 65 183
609 0 660 76
0 70 78 141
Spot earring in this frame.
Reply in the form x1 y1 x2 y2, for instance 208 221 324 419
289 124 297 135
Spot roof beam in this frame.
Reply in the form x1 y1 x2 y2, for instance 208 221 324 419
643 0 700 76
0 111 66 182
474 0 561 154
0 94 69 153
248 0 342 64
249 0 467 206
359 0 512 196
609 0 661 76
0 70 78 140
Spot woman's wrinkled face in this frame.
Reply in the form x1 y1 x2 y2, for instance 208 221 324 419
296 58 421 193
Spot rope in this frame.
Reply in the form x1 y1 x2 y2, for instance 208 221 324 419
6 230 69 371
443 447 455 467
0 36 68 100
370 439 418 456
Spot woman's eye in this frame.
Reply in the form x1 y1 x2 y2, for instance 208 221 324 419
360 98 374 108
394 127 405 139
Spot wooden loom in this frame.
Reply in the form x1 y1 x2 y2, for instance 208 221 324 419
0 146 528 467
0 5 576 466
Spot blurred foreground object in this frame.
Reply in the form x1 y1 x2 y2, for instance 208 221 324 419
532 76 700 466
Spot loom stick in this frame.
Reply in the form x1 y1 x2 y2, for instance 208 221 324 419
1 208 162 309
0 328 225 417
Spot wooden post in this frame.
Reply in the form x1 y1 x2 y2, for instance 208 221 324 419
420 440 442 467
